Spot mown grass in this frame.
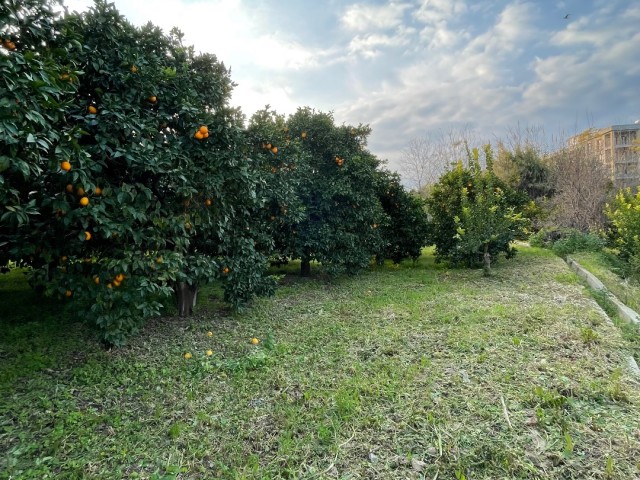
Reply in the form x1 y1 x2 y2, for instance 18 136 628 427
569 250 640 365
1 247 640 479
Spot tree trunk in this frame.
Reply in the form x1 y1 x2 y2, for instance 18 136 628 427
483 243 491 277
301 256 311 277
175 282 198 317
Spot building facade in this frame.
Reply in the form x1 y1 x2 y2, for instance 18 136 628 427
568 123 640 189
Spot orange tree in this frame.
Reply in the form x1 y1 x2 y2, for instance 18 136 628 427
375 169 429 264
0 0 82 276
245 107 307 263
1 1 275 344
427 145 527 268
285 107 386 276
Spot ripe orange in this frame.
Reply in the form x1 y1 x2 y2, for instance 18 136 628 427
265 143 272 150
271 146 278 154
77 187 85 196
206 350 213 356
130 65 138 73
203 132 209 139
93 276 100 285
65 290 72 298
4 40 16 51
251 337 260 345
271 167 277 173
61 161 71 172
222 267 230 274
199 125 208 135
61 256 68 262
184 352 192 359
148 96 157 103
194 131 204 140
113 279 121 287
207 331 213 337
84 231 91 241
79 196 89 207
65 184 73 193
301 132 307 139
88 105 97 114
107 283 113 289
115 273 124 283
94 187 102 196
205 199 212 206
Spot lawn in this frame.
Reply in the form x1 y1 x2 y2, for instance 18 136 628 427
1 247 640 479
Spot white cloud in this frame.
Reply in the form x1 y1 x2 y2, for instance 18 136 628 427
347 27 415 58
341 2 411 32
413 0 468 24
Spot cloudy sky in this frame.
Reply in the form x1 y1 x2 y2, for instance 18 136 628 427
64 0 640 173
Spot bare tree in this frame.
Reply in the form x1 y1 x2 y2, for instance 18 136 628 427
399 126 479 194
549 144 611 231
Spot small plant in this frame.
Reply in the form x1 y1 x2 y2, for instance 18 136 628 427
580 327 599 345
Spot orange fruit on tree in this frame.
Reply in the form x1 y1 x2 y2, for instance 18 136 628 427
251 337 260 345
203 132 209 139
79 196 89 207
65 184 73 193
271 167 277 173
148 96 157 103
270 146 278 154
207 331 213 337
65 290 72 298
113 279 121 287
184 352 192 359
206 350 213 356
115 273 125 282
94 186 102 196
60 161 71 172
93 276 100 285
155 256 163 264
205 199 212 206
77 187 85 196
84 231 91 241
194 131 204 140
130 65 138 73
199 125 208 134
222 267 230 274
107 283 113 289
88 105 97 114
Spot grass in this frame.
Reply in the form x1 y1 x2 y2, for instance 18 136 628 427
568 250 640 366
1 247 640 479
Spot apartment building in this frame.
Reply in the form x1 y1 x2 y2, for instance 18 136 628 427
568 123 640 189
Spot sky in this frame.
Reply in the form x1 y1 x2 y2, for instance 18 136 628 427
63 0 640 175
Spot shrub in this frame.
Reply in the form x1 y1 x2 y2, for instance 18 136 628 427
427 145 527 271
605 188 640 278
530 227 605 257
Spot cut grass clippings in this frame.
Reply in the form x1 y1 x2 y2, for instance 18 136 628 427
1 246 640 479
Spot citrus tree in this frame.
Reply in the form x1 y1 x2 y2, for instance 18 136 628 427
245 107 307 263
427 145 527 268
1 1 275 344
376 169 429 264
605 187 640 278
0 0 82 277
285 107 386 276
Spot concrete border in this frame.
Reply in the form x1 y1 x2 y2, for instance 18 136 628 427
566 256 640 380
566 256 640 326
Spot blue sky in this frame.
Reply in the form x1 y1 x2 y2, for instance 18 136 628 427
65 0 640 172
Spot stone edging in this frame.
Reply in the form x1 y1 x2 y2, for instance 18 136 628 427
565 256 640 379
566 256 640 326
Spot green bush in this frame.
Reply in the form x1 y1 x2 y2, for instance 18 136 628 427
426 145 527 270
605 188 640 278
530 227 605 257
